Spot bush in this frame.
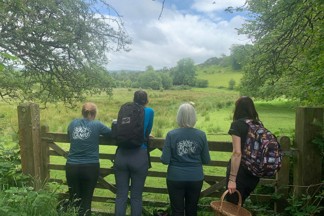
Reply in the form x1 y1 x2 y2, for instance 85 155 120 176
0 139 30 188
228 79 236 90
195 79 208 88
0 136 78 216
170 85 191 90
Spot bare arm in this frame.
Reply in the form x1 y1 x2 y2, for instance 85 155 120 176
227 135 242 194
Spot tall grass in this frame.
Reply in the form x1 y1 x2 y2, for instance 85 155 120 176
0 87 297 215
0 88 296 141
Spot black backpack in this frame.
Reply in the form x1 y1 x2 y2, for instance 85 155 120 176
112 102 146 148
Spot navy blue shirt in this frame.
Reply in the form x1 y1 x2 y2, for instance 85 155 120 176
67 118 111 164
161 128 211 181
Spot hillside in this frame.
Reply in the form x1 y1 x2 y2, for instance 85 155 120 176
196 64 242 89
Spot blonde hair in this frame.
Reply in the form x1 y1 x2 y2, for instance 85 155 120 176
176 103 196 128
82 102 97 119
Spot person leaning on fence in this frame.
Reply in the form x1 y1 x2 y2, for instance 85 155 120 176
65 102 111 216
161 102 211 216
114 90 155 216
226 96 260 205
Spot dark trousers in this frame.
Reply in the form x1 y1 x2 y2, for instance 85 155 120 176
166 180 203 216
66 163 99 216
225 162 259 205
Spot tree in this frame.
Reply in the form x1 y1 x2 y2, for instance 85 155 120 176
138 66 162 90
171 58 196 86
160 73 173 89
236 0 324 105
229 44 253 71
0 0 130 106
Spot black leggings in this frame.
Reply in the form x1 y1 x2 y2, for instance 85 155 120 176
167 180 203 216
225 162 259 205
65 163 99 216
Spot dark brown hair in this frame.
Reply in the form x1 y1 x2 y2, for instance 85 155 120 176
133 90 148 106
233 96 259 121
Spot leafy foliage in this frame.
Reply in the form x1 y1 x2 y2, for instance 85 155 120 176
171 58 196 86
235 0 324 105
0 121 30 188
0 0 130 106
0 127 78 215
138 66 163 90
0 143 30 188
283 186 324 216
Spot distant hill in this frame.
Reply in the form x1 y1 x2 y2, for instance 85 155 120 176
108 56 243 89
196 57 243 89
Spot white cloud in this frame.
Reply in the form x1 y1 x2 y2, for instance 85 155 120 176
106 0 249 71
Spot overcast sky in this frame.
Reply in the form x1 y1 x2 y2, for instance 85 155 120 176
105 0 249 71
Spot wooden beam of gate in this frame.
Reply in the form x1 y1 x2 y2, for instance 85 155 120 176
200 178 226 197
48 142 68 158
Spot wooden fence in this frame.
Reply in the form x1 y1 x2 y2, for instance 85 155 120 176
17 103 323 215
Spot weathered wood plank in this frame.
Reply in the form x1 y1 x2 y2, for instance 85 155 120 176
294 107 323 197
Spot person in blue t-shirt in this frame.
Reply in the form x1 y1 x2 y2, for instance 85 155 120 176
114 90 154 216
66 102 111 216
161 102 211 216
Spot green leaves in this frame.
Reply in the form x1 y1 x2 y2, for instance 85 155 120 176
0 0 130 105
237 0 324 105
171 58 196 86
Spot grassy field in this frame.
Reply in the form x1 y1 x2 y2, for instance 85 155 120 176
0 87 296 141
1 81 297 215
196 65 243 89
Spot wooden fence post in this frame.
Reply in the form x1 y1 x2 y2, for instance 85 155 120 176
294 107 323 197
17 103 45 190
275 136 291 212
40 125 50 181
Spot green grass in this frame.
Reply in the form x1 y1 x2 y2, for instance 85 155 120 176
0 86 297 215
196 65 242 89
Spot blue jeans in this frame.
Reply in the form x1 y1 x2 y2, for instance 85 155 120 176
114 147 149 216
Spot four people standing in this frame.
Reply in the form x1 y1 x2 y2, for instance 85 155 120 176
65 95 261 215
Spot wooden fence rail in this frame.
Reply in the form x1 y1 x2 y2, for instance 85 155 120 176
17 103 298 215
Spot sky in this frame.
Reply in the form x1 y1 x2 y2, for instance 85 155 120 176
105 0 249 71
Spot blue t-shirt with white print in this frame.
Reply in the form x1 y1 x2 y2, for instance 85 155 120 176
161 127 211 181
67 118 111 164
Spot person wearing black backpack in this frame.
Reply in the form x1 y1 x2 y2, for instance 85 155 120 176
225 96 261 205
114 90 154 216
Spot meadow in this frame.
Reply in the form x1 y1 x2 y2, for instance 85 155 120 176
1 87 296 142
0 69 298 215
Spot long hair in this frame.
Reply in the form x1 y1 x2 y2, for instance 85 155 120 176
133 90 148 106
233 96 259 121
